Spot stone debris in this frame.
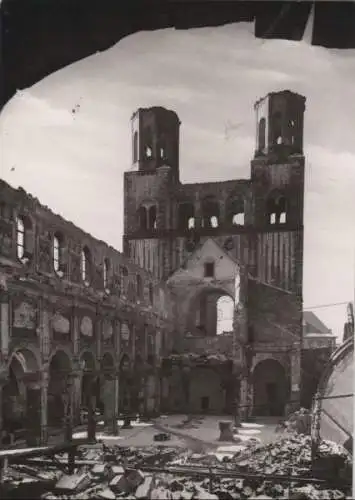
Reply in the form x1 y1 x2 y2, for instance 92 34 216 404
135 474 155 498
1 434 351 499
55 473 91 493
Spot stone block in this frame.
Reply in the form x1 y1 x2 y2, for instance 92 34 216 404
218 421 234 441
125 468 145 489
111 465 125 476
98 487 116 499
109 474 130 493
154 432 171 441
135 475 155 499
55 473 91 493
91 463 112 479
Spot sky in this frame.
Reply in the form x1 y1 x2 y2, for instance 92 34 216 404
1 21 354 341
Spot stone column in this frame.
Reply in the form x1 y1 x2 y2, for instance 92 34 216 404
70 370 82 427
26 374 43 446
0 287 10 362
112 373 119 435
39 371 49 445
0 371 8 445
289 342 301 414
72 304 80 357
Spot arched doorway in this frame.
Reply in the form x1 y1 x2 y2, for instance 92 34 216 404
100 353 116 425
252 359 289 417
48 350 72 427
80 351 99 415
2 349 40 436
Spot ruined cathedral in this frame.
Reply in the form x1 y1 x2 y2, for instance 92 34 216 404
0 90 305 444
124 89 305 416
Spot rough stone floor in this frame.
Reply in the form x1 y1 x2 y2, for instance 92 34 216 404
72 415 281 450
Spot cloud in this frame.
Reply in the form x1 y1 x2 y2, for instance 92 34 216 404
1 22 354 339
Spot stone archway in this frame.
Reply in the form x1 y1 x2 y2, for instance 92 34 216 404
80 351 99 415
252 359 289 417
48 350 73 427
186 286 235 338
100 352 116 425
2 348 40 435
132 354 145 414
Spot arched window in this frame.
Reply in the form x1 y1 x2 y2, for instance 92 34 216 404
148 206 157 230
16 216 25 260
81 246 91 284
272 111 282 145
217 295 234 335
202 196 219 229
227 196 245 226
133 131 138 163
258 117 266 151
188 217 195 229
144 127 153 159
53 232 63 275
266 192 287 225
16 215 33 261
136 274 143 300
178 203 195 230
103 258 110 289
138 206 148 230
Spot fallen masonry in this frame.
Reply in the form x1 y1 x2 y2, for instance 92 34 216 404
0 434 352 499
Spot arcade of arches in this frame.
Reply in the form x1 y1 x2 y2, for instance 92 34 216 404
0 345 157 444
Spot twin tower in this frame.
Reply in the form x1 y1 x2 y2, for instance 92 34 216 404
123 90 306 295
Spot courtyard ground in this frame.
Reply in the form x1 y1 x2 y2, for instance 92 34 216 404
72 414 281 453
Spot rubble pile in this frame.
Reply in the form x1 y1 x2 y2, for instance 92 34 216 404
275 408 312 435
1 436 351 499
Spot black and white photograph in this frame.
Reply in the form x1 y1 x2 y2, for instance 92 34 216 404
0 1 354 498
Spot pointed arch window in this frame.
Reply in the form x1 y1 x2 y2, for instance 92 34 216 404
266 192 287 225
144 127 153 159
16 216 25 260
16 215 33 261
178 203 195 231
258 117 266 151
202 196 220 229
53 232 64 275
81 246 91 284
272 111 283 145
227 196 245 226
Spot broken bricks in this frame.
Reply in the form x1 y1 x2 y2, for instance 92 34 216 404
55 473 91 493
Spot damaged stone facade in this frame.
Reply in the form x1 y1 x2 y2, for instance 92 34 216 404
124 90 306 417
0 181 174 444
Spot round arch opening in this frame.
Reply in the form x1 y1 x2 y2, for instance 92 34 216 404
48 350 73 427
98 353 116 419
252 359 289 417
2 349 40 435
187 288 234 337
80 351 100 416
